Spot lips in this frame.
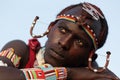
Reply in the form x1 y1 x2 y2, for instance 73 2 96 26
49 48 64 60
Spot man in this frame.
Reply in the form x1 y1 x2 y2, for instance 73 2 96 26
0 2 119 80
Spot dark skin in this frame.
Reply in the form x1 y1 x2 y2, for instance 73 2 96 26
44 5 119 79
0 39 118 80
45 20 93 67
44 5 101 67
44 20 119 79
0 28 118 80
0 3 119 80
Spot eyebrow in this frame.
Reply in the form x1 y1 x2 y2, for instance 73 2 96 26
57 20 72 33
57 20 90 45
58 21 84 41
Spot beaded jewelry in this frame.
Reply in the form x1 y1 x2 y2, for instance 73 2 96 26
82 2 104 20
30 16 49 38
56 14 78 23
54 67 67 80
22 64 68 80
35 48 68 80
56 14 111 72
56 14 98 50
37 64 67 80
29 2 109 73
82 25 98 50
0 48 21 67
21 68 45 80
88 50 111 72
38 64 57 80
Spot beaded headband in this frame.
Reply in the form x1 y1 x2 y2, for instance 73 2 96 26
56 14 98 50
56 3 105 50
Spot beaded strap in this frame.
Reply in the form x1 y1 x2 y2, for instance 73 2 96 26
0 48 21 67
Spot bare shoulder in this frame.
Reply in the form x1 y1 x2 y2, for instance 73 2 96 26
0 40 29 68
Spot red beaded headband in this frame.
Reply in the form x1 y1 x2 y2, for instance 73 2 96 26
56 14 98 50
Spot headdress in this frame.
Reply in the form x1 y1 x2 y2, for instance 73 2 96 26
56 2 104 50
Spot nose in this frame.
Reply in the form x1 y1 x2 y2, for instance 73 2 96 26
58 34 73 50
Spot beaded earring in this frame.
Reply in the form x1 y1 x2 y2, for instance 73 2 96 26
30 16 49 38
88 50 111 72
56 14 111 73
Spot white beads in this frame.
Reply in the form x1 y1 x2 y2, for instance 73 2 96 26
88 58 92 61
93 69 98 72
0 60 8 67
107 58 110 61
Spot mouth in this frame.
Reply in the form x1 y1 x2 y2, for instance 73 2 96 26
49 48 64 60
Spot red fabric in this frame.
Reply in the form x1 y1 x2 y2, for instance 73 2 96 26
25 38 41 68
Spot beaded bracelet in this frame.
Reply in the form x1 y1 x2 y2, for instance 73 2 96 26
0 48 21 67
21 68 45 80
38 64 57 80
54 67 67 80
37 64 67 80
22 64 68 80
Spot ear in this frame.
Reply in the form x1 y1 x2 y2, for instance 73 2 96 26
46 21 55 37
47 21 55 31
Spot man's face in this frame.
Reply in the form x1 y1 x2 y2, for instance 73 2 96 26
44 20 93 67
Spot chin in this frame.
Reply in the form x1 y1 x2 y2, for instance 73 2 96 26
44 54 62 67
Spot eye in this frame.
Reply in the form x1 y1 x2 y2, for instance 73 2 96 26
58 26 67 34
75 38 90 48
76 39 84 47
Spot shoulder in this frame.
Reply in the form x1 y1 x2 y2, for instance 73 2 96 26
1 40 29 68
1 39 29 56
1 40 27 50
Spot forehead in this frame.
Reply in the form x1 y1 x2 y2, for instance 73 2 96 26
55 20 92 43
56 20 83 33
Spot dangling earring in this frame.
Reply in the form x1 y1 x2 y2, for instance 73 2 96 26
30 16 49 38
32 29 49 38
88 50 111 73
